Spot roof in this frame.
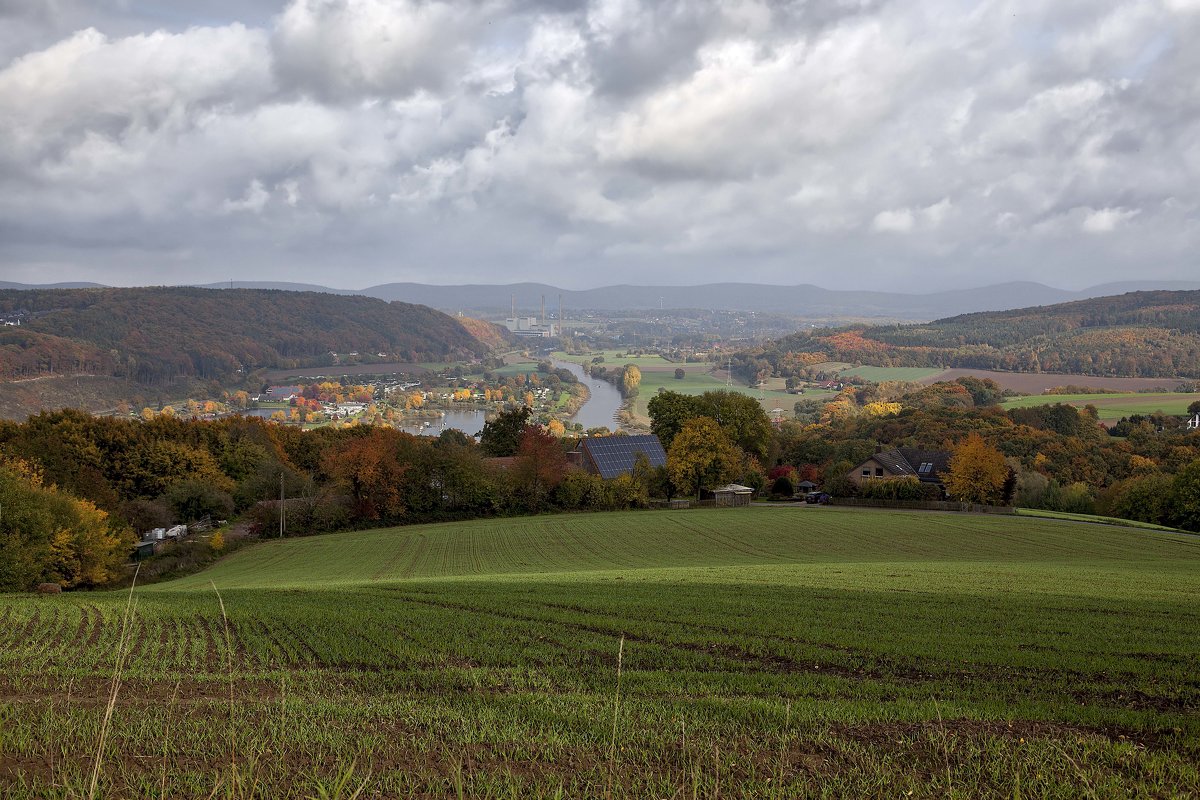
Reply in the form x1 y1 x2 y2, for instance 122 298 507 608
713 483 755 493
579 434 666 479
867 447 951 483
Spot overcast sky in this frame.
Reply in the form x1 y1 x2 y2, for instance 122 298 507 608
1 0 1197 291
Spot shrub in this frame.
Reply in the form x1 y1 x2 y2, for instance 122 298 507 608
770 476 794 498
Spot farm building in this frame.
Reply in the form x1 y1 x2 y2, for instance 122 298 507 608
574 434 666 479
709 484 755 507
847 447 951 491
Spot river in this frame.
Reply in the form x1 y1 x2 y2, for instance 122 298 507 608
240 359 623 436
551 358 624 431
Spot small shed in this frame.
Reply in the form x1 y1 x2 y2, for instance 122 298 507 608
797 480 818 492
712 483 754 507
132 541 159 561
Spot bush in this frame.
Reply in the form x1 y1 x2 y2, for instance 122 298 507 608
859 476 926 501
1102 473 1173 525
770 476 794 498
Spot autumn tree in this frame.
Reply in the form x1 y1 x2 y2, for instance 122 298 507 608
0 458 132 590
321 429 414 521
697 390 773 459
511 426 567 510
666 417 741 499
943 433 1010 505
480 406 532 457
648 391 704 450
622 364 642 397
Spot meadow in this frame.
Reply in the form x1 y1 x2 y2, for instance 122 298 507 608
551 351 818 423
1000 392 1195 424
2 507 1198 798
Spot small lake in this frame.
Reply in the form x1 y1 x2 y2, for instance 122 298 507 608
396 409 486 437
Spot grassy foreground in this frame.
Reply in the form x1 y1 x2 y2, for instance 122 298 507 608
2 507 1198 798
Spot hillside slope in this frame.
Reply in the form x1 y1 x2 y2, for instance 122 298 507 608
157 507 1200 592
0 287 491 386
748 290 1200 380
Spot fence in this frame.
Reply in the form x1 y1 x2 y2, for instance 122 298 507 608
827 498 1016 514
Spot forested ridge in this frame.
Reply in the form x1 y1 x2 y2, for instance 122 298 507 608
0 287 492 385
740 290 1200 379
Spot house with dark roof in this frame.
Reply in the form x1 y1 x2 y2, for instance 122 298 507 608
847 447 951 493
576 434 667 479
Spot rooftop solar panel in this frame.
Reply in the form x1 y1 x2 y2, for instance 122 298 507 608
581 435 667 479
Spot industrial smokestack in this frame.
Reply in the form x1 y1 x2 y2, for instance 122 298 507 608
541 295 545 325
511 294 515 319
558 294 563 335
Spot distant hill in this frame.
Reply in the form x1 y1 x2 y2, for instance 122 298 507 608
0 281 106 290
361 280 1200 318
6 279 1200 319
0 287 492 387
744 290 1200 381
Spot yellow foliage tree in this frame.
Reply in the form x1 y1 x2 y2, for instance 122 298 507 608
943 433 1010 505
666 417 741 499
863 401 902 418
210 530 225 552
622 365 642 396
547 419 566 437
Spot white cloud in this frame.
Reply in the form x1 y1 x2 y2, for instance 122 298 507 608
873 209 915 233
271 0 495 101
1081 206 1140 233
0 0 1197 290
222 179 270 214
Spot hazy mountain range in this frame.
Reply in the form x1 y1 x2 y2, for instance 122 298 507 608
5 279 1200 320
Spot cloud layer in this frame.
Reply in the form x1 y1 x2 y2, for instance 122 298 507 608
0 0 1197 289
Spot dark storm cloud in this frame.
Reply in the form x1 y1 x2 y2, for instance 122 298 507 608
0 0 1197 290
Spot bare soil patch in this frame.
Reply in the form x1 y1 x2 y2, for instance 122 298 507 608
920 368 1187 393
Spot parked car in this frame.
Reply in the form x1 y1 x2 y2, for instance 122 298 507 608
804 491 830 504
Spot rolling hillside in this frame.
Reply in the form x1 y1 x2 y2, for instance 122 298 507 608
2 507 1198 797
746 290 1200 381
0 287 495 387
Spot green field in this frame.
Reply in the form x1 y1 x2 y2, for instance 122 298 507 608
552 350 681 369
551 351 811 424
838 365 945 382
2 508 1198 798
1001 392 1195 422
630 370 816 424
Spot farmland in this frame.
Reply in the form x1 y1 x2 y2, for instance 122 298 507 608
919 368 1188 394
837 365 945 382
2 507 1198 798
1001 392 1196 424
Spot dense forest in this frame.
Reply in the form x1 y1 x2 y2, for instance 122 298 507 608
736 290 1200 380
0 287 496 385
